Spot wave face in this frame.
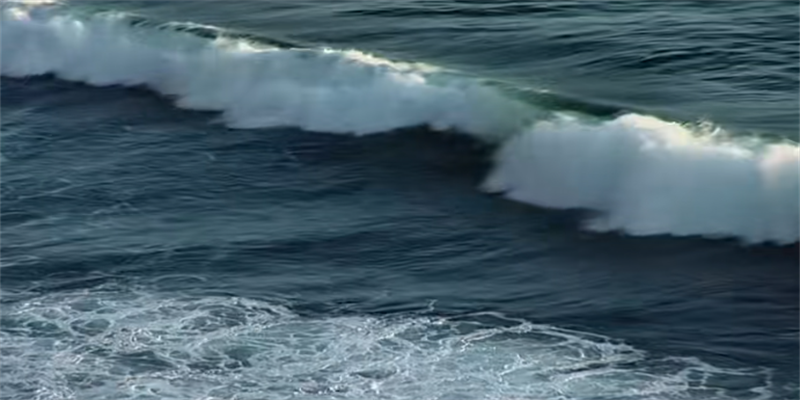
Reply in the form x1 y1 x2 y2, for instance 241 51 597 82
2 3 798 244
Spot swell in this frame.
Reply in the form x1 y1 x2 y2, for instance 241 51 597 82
2 3 798 245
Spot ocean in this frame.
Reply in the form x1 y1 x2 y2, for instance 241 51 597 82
1 1 798 399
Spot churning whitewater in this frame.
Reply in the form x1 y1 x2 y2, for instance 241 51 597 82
2 284 779 400
2 3 798 244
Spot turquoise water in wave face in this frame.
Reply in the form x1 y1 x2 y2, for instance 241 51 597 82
1 1 798 399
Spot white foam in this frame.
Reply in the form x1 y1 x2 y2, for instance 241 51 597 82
0 5 530 138
0 286 777 400
2 4 798 244
483 114 799 244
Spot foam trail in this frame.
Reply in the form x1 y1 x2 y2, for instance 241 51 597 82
2 4 798 244
483 114 799 244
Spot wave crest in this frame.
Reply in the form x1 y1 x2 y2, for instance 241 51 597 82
0 5 530 137
483 114 799 244
2 4 797 244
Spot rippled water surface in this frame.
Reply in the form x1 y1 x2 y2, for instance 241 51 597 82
2 1 798 399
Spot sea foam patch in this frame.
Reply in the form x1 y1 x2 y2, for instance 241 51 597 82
0 286 778 400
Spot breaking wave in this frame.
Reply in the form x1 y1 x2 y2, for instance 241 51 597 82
2 3 797 244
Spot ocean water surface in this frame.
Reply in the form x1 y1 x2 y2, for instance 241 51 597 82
1 1 798 399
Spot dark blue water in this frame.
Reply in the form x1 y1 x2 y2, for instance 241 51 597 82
2 1 798 399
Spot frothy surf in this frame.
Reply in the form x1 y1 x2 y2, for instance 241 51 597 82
483 115 799 244
0 284 778 400
2 3 798 244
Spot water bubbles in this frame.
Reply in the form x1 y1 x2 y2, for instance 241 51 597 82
0 286 778 399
